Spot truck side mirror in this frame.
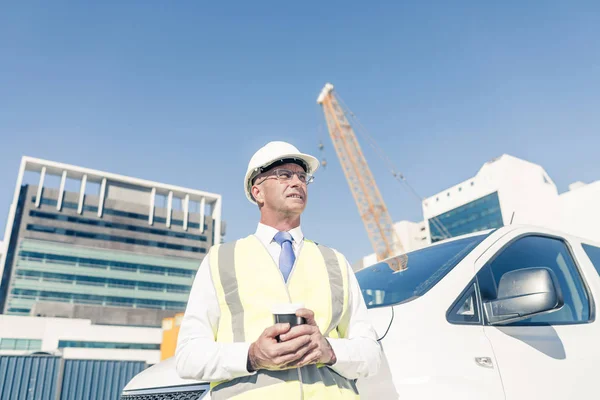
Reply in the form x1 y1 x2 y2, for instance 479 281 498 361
484 267 564 325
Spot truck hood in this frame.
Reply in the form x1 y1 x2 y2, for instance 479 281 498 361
123 357 205 392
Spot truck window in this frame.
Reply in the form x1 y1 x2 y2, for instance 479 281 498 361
477 235 590 325
447 282 481 325
582 243 600 277
357 234 488 308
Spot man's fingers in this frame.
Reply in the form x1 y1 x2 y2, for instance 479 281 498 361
296 308 316 325
279 324 316 342
296 348 322 367
278 340 317 367
274 334 311 356
263 323 291 339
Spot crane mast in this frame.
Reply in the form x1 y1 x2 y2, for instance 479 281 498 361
317 83 406 270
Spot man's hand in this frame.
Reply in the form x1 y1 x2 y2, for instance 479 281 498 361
248 323 317 372
279 308 337 368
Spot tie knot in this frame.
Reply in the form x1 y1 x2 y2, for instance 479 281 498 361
273 231 293 246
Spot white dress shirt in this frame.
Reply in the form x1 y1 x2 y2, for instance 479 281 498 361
175 223 382 382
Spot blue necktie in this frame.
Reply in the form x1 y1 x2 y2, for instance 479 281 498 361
273 231 295 282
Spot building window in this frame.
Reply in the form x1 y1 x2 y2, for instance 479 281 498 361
31 197 208 230
26 224 207 254
428 192 503 243
582 244 600 277
7 308 30 314
14 270 191 296
29 210 207 242
9 288 188 313
58 340 159 350
0 338 42 351
18 251 196 278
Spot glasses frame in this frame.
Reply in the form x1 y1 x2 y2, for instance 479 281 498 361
255 168 314 186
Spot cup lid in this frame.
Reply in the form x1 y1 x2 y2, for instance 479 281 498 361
271 303 304 314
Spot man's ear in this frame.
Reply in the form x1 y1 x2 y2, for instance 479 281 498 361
251 185 264 204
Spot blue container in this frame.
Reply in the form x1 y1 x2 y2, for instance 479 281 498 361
0 355 62 400
60 359 147 400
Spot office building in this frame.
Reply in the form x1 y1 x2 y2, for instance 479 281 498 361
422 154 558 242
359 154 600 267
0 157 222 325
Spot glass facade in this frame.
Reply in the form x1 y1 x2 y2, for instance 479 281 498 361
14 269 191 293
18 251 196 277
31 197 207 230
26 224 207 254
0 186 28 313
5 237 199 315
10 288 188 310
58 340 159 350
0 338 42 351
29 210 207 241
429 191 503 243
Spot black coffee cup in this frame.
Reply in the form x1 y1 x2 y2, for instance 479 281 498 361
272 304 306 342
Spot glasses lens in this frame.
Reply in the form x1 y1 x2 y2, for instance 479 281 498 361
273 169 313 184
276 169 293 180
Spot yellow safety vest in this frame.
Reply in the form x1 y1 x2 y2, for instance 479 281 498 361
208 235 360 399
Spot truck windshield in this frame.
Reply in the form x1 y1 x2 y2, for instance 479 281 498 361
357 233 488 308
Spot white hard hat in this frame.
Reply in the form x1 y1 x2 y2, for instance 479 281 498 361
244 141 320 204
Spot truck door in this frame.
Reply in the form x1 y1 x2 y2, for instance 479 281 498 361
475 234 595 399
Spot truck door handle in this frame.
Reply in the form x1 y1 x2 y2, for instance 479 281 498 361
475 357 494 368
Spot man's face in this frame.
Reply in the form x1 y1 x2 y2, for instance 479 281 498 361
252 162 308 217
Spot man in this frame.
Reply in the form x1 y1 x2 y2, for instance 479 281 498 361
176 141 382 399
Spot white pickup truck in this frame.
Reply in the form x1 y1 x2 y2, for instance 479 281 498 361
121 224 600 399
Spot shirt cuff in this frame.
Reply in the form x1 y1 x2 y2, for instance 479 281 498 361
225 342 256 379
327 338 352 375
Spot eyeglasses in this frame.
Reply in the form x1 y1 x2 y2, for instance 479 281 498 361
256 168 314 185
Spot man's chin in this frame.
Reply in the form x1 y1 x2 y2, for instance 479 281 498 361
283 202 306 214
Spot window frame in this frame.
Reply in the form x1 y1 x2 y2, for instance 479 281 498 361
446 279 483 326
476 233 595 327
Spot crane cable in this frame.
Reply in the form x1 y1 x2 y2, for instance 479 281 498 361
333 91 453 240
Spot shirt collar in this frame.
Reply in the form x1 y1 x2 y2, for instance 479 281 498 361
255 222 304 245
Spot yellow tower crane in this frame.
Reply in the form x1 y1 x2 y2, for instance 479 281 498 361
317 83 407 271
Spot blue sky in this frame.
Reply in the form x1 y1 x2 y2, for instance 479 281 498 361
1 1 599 263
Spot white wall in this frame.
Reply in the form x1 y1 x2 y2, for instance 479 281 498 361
422 155 559 226
62 348 160 363
558 181 600 242
0 315 162 364
394 220 428 253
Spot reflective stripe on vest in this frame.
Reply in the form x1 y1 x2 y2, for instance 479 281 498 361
211 365 359 399
208 235 358 399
